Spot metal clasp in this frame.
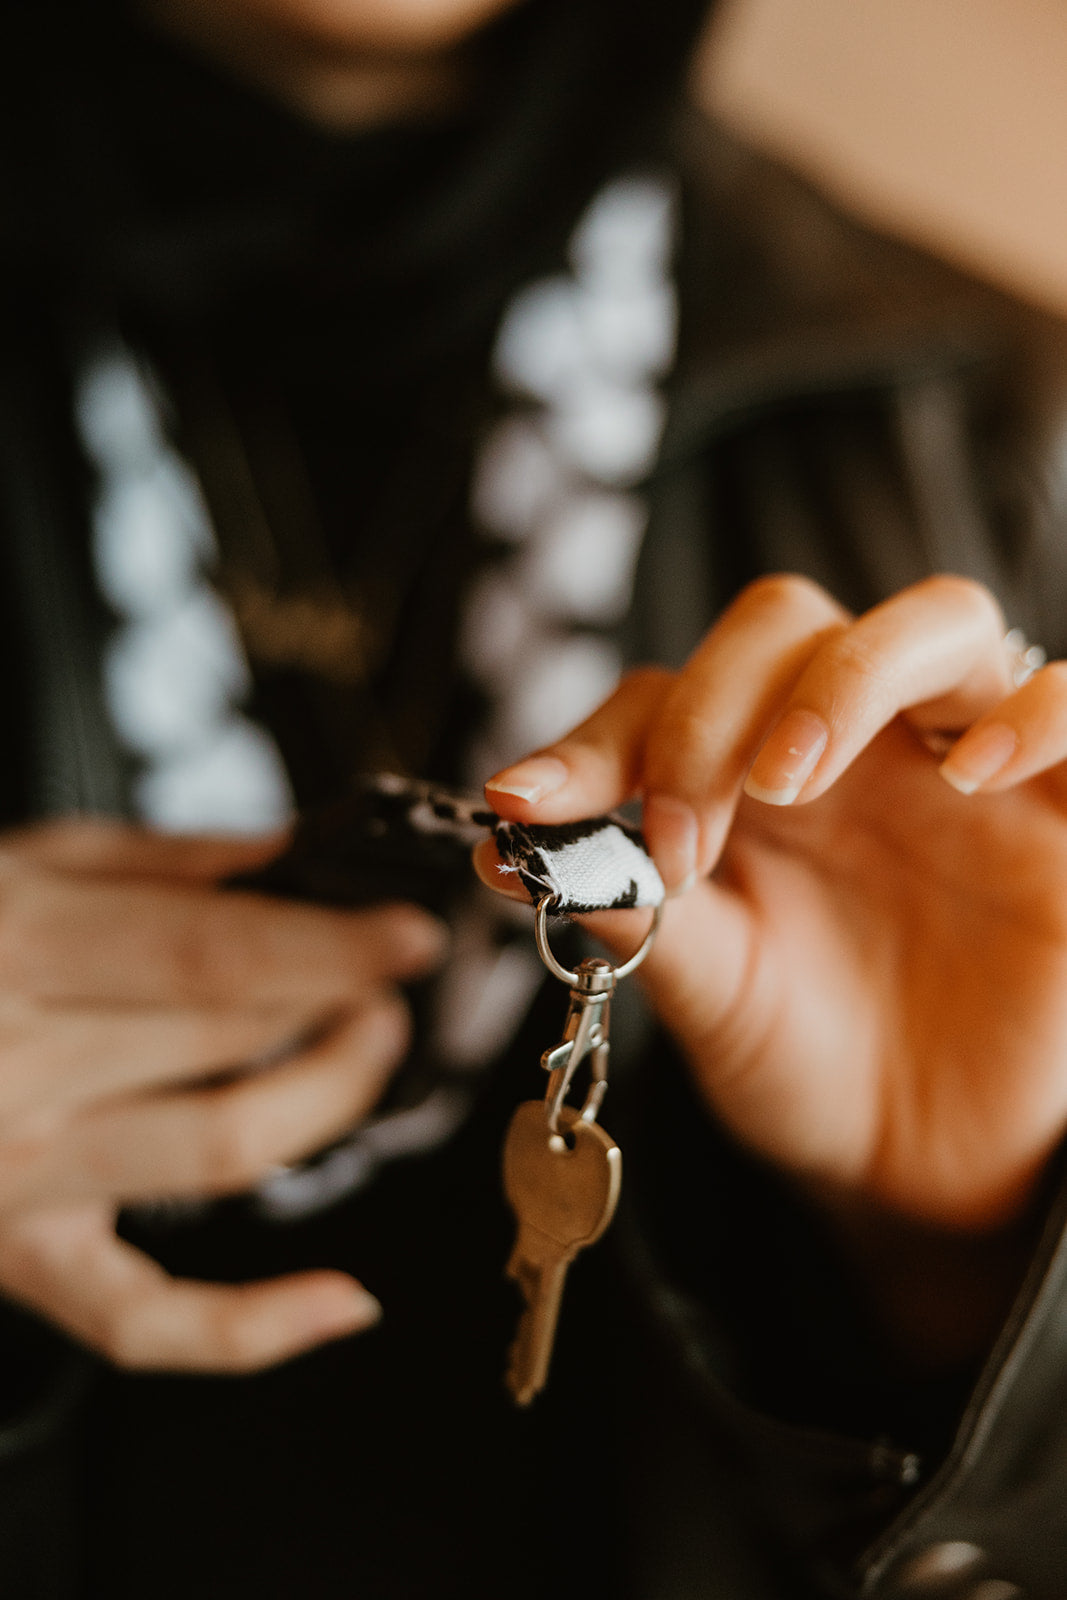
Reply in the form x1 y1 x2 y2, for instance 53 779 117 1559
541 958 616 1133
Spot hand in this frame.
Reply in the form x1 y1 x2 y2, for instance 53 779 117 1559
479 575 1067 1245
0 820 445 1371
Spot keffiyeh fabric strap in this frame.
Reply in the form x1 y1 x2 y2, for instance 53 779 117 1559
254 774 665 916
492 814 663 912
377 775 664 914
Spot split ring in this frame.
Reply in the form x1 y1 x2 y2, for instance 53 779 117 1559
534 894 663 986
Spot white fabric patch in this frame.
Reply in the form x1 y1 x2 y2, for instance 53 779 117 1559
93 457 214 617
503 634 622 754
462 167 675 782
72 165 677 1221
496 815 664 913
76 342 295 834
468 416 565 545
103 589 251 757
549 378 666 486
135 717 293 834
568 174 676 284
459 570 535 685
540 825 664 910
522 490 646 624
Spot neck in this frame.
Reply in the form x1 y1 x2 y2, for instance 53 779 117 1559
139 0 473 130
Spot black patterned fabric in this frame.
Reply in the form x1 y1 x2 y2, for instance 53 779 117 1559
242 773 665 916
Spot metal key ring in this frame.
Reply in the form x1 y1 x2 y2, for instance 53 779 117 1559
534 894 663 986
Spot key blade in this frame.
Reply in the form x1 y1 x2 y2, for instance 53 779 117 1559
505 1255 568 1407
501 1103 623 1405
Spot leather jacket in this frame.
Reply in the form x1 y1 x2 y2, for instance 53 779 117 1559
619 112 1067 1600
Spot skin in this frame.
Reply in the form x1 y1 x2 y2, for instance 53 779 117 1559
0 822 446 1369
19 5 1063 1374
481 574 1067 1366
0 0 496 1374
6 571 1058 1372
140 0 524 128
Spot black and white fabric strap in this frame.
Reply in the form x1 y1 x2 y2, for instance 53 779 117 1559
263 774 665 916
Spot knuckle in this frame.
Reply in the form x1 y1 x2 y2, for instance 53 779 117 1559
827 629 890 678
337 1030 403 1114
0 883 41 993
615 664 672 700
0 1013 54 1131
198 1100 266 1193
733 572 830 621
0 1221 43 1286
822 630 896 700
98 1307 152 1370
660 703 718 753
168 902 264 1005
0 1132 50 1208
923 573 1002 628
161 912 219 1002
355 998 409 1063
347 909 436 983
1036 659 1067 695
203 1305 266 1371
645 705 719 793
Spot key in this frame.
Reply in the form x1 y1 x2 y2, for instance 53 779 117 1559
502 1099 621 1405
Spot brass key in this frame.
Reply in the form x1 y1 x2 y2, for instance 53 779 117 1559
503 1099 621 1406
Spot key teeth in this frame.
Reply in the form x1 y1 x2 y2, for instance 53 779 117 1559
505 1343 540 1407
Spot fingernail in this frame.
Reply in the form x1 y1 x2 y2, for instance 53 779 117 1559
347 1287 383 1328
393 915 450 970
485 756 569 805
642 793 699 892
745 709 829 806
305 1284 383 1345
940 722 1018 794
325 1286 383 1335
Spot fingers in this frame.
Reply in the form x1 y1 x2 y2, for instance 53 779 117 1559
0 871 446 1006
487 575 847 887
487 575 1015 893
0 1205 380 1371
639 576 847 883
485 667 673 819
940 661 1067 794
0 999 327 1126
0 1002 411 1210
54 1004 406 1207
3 817 289 882
741 575 1006 806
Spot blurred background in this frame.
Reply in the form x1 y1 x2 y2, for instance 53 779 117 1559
699 0 1067 318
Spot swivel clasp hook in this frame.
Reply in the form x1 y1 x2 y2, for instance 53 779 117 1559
540 958 615 1134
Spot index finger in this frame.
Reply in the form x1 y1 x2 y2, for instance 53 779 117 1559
0 871 446 1005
